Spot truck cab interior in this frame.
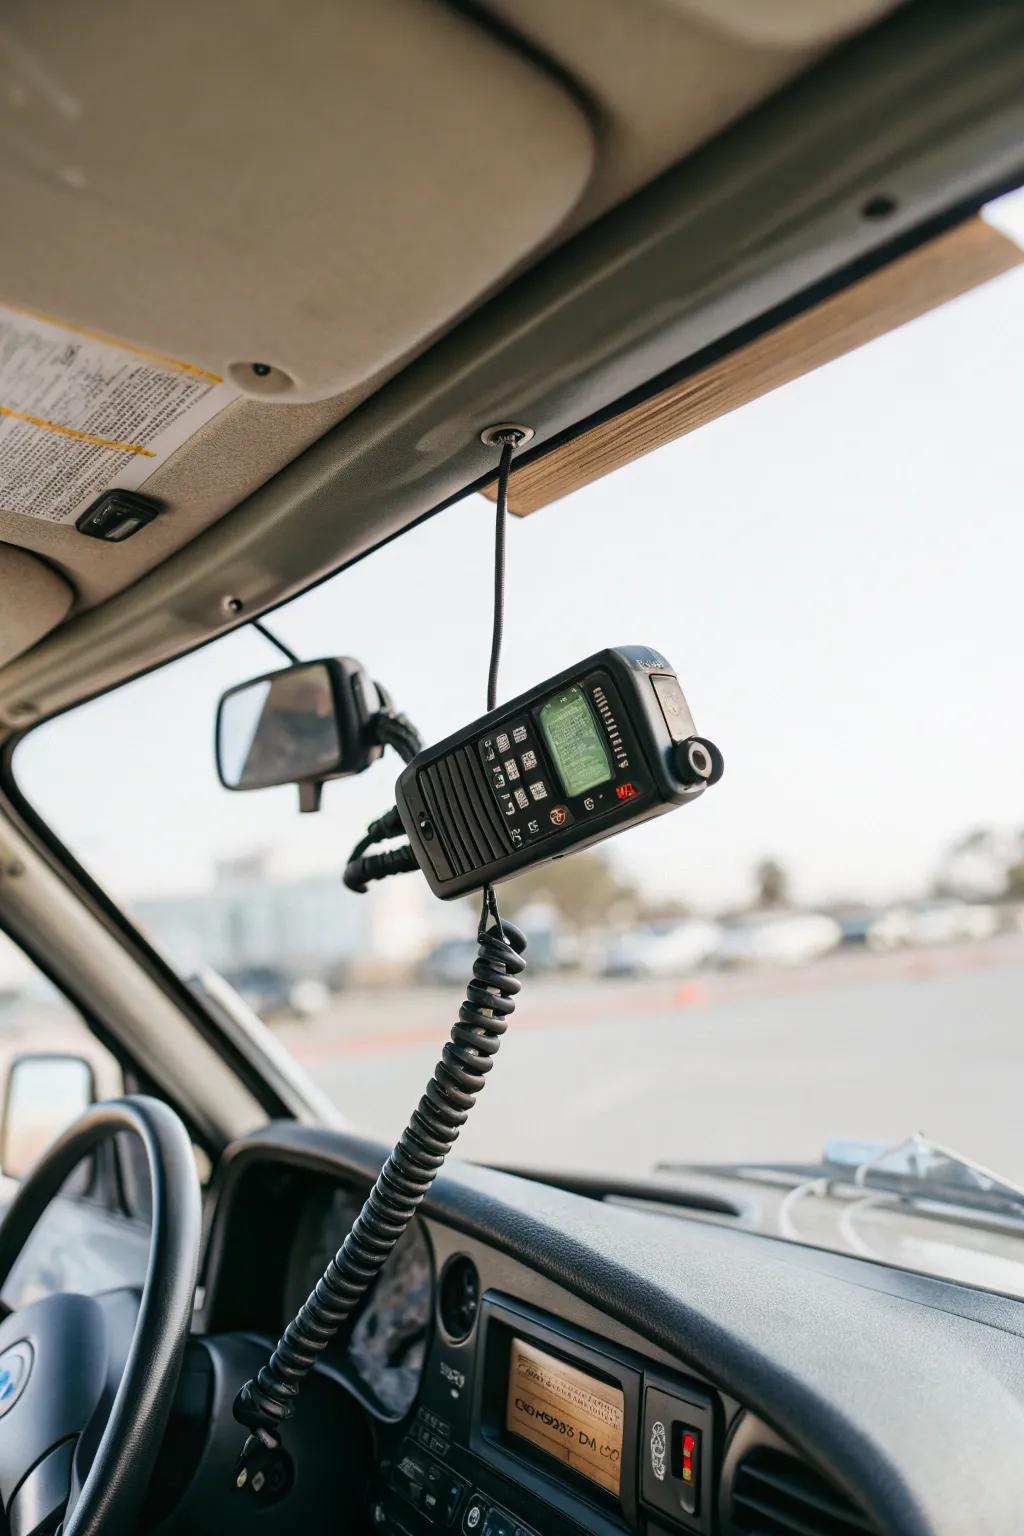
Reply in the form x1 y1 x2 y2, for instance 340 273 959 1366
1 3 1024 1535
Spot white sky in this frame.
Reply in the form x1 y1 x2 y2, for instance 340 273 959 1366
15 194 1024 917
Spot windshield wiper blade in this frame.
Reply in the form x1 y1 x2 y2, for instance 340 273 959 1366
659 1135 1024 1229
822 1132 1024 1223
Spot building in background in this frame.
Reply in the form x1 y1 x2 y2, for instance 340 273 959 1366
132 848 457 987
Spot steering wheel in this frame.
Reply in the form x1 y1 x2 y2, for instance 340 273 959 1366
0 1097 201 1536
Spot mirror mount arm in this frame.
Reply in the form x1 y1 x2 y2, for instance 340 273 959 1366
295 707 421 813
297 782 324 814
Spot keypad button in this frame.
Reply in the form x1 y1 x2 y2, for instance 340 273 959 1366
504 759 520 781
549 805 570 827
491 770 505 790
512 725 528 744
499 794 516 818
495 732 510 753
442 1476 468 1523
520 749 537 771
529 781 548 801
514 787 529 810
463 1496 487 1533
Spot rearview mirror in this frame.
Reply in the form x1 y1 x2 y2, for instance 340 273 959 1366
215 658 382 811
2 1053 96 1180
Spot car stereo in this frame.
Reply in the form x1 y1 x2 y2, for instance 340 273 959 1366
374 1294 717 1536
396 646 722 899
505 1336 625 1497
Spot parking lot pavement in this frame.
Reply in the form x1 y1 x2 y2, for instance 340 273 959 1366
2 936 1021 1188
283 935 1024 1183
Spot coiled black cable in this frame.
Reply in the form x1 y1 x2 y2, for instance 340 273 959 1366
341 718 423 890
233 428 527 1475
346 805 405 865
373 709 423 764
233 913 526 1457
343 840 419 892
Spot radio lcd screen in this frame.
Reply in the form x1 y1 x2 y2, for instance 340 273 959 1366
505 1337 625 1496
537 686 614 800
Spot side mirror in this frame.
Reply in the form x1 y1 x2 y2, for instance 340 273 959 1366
215 658 382 812
2 1053 96 1181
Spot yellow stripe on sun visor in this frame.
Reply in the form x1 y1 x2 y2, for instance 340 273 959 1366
0 403 155 456
0 299 223 383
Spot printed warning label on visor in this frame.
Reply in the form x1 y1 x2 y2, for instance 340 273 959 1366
0 303 238 525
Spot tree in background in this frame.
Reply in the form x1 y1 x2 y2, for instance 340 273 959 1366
934 826 1024 901
1006 842 1024 901
499 851 639 930
635 895 692 923
754 857 791 910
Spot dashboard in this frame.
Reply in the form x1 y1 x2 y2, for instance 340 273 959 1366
184 1123 1024 1536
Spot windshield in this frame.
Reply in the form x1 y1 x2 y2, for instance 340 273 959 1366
13 197 1024 1271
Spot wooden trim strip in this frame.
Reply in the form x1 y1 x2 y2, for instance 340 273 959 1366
487 219 1021 516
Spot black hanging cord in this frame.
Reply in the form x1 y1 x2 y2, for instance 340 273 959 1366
487 437 516 714
340 437 518 902
251 618 300 665
232 431 528 1482
480 431 521 936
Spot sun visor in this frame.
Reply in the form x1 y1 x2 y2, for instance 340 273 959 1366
0 0 594 404
0 546 73 666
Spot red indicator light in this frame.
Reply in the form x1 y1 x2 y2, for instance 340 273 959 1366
615 782 638 801
675 1426 699 1484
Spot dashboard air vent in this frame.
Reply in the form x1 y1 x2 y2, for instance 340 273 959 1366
439 1255 480 1342
733 1447 874 1536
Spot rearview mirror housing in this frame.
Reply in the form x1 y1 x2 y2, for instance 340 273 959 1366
215 657 382 811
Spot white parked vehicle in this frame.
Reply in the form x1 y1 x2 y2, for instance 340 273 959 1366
716 912 842 967
906 900 1000 947
869 900 1000 950
602 920 722 978
865 906 915 951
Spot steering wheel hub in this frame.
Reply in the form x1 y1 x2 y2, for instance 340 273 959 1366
0 1341 32 1416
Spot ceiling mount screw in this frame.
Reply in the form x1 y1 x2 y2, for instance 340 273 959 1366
479 422 534 448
